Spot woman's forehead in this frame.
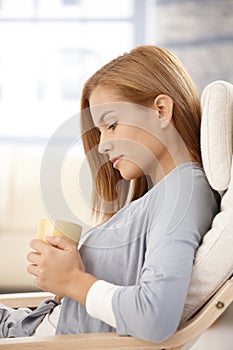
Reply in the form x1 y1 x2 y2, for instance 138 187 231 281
89 85 122 107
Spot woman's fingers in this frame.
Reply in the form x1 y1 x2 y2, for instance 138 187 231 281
29 239 49 253
27 251 41 264
27 263 39 277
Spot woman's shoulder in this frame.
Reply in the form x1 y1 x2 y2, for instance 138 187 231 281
147 161 218 212
145 162 206 201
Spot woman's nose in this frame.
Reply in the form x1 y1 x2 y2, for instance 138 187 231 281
98 139 114 154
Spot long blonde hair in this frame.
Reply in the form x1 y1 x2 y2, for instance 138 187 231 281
80 45 201 223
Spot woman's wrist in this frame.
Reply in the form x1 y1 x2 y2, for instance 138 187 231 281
66 270 98 306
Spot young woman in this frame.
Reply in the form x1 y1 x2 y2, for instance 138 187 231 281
1 46 219 342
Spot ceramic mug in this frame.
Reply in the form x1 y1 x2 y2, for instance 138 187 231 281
37 218 83 246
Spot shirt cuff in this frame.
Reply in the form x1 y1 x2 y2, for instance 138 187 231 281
86 280 123 328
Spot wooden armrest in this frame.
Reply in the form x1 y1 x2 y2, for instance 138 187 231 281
0 333 162 350
0 292 54 308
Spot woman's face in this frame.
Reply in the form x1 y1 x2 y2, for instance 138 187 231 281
89 86 176 184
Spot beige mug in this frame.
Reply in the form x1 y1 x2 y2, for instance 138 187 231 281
37 218 83 246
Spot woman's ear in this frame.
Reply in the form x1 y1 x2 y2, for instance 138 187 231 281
153 94 174 128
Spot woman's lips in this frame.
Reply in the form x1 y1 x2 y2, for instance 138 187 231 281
110 156 123 168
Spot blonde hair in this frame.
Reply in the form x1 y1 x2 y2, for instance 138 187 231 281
80 45 201 223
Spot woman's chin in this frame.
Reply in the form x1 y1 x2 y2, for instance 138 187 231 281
118 167 145 181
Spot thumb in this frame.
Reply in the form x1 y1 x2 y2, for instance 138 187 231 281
45 235 73 251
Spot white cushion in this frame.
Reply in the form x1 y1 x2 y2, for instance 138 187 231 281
180 81 233 324
200 80 233 191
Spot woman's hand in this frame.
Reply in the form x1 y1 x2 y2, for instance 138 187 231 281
27 237 98 305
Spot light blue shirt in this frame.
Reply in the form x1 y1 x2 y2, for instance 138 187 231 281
56 162 219 342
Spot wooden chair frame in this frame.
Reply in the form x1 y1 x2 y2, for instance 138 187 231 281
0 276 232 350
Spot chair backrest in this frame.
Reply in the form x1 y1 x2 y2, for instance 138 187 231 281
180 80 233 324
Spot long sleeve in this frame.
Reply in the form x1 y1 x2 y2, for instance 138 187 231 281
86 280 122 327
112 228 199 342
112 165 219 342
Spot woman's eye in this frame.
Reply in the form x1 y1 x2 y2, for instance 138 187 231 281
107 122 117 131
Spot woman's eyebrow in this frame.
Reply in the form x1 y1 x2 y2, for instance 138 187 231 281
97 110 115 125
